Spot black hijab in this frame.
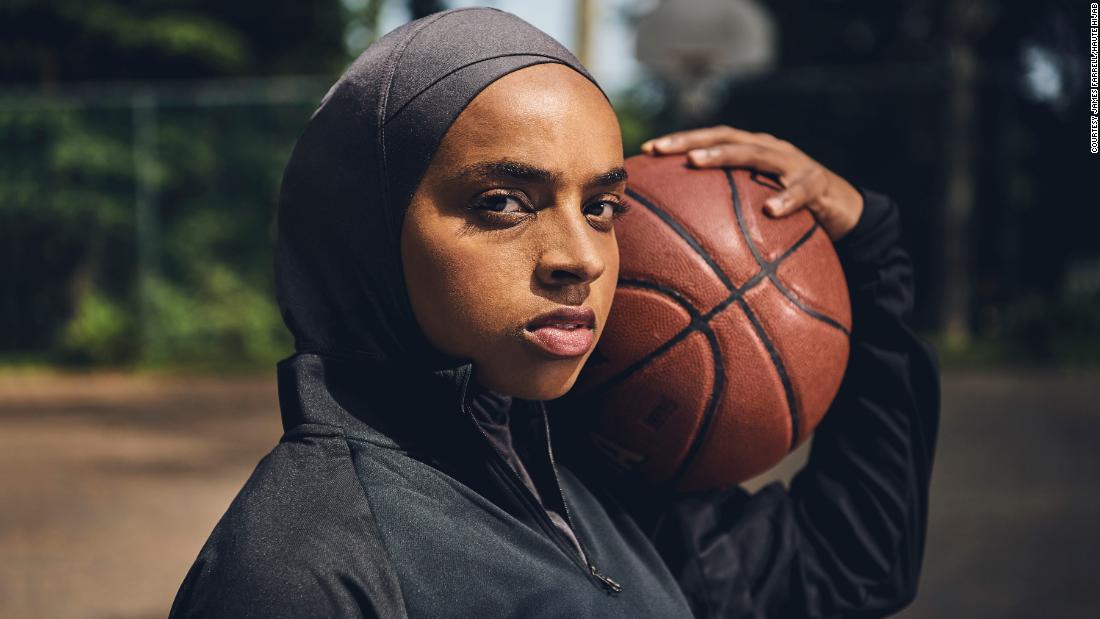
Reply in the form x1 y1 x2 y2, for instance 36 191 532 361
274 7 608 375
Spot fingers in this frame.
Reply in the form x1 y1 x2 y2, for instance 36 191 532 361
685 143 795 177
639 125 841 229
764 182 808 217
641 125 782 155
764 167 828 217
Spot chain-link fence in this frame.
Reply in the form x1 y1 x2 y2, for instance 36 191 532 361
2 77 336 367
3 61 1096 369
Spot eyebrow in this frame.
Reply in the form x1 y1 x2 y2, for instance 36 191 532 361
587 166 629 188
449 159 627 189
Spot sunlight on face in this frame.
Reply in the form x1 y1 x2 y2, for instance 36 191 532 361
401 63 625 400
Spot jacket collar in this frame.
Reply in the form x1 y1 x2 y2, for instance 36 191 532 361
276 352 488 449
276 351 556 471
275 351 582 527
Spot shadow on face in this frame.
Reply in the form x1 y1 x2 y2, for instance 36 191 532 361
401 63 626 400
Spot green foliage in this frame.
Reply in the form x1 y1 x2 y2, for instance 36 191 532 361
141 271 291 367
611 86 661 157
0 107 132 226
0 0 348 82
57 3 250 71
2 100 310 368
59 291 134 364
0 0 345 368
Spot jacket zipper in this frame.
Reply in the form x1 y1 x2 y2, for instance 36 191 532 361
539 401 623 594
455 367 622 594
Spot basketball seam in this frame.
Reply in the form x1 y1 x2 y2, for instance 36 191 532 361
726 169 802 451
770 224 853 336
750 169 785 192
594 279 704 394
735 297 801 450
601 169 843 480
608 278 803 471
777 222 819 263
625 187 738 291
727 169 851 337
768 274 852 336
600 268 768 393
601 278 724 489
600 236 800 472
668 317 725 492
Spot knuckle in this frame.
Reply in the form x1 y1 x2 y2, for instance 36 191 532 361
709 144 735 159
715 124 737 139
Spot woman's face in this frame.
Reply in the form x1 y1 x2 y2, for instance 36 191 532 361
402 63 625 400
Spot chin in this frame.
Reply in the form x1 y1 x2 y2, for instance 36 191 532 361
478 357 584 401
526 373 578 401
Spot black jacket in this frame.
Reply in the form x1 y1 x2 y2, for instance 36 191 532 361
169 186 940 618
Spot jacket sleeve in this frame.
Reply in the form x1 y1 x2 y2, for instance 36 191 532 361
638 187 941 618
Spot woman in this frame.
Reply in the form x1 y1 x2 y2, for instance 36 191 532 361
170 7 939 618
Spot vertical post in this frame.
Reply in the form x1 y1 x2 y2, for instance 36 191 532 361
132 90 159 361
941 1 985 349
575 0 596 68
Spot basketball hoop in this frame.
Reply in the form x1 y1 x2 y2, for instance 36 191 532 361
635 0 778 119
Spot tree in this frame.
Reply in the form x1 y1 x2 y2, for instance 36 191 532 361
1 0 348 366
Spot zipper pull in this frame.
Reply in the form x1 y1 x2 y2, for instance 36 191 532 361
589 563 624 593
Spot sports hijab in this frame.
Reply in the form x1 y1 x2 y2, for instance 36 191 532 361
274 7 608 372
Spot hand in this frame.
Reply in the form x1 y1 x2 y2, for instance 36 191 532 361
640 125 864 241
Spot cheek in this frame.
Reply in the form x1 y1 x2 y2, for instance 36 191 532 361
447 250 524 334
595 235 620 322
405 230 532 355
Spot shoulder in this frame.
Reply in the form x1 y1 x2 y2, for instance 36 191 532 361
170 424 407 618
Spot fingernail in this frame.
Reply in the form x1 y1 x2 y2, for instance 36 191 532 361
688 148 711 161
656 136 676 149
641 140 653 152
765 195 786 214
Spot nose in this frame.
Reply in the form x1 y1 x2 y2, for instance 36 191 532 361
534 206 607 290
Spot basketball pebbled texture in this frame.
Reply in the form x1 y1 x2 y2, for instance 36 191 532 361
571 154 852 493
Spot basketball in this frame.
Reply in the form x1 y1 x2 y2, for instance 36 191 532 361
567 154 852 493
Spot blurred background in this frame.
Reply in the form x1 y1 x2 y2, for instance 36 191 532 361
0 0 1095 617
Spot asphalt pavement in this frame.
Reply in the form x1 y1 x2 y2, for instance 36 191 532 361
0 369 1095 618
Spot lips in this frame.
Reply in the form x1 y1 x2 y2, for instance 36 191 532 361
523 306 597 358
526 306 596 330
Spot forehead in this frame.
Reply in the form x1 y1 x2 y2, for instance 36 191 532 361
432 64 623 177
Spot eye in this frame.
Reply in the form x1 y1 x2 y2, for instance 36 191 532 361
471 192 527 214
583 198 631 221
